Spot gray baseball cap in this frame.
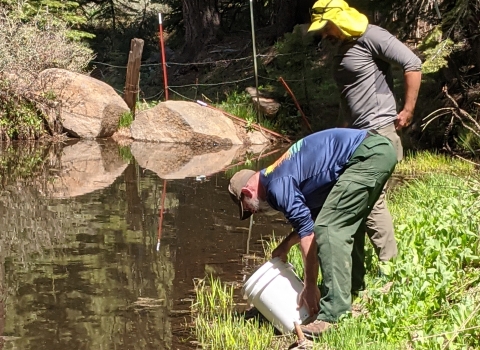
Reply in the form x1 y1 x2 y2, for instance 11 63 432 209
227 169 256 220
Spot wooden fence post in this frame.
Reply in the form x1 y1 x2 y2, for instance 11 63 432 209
124 38 144 117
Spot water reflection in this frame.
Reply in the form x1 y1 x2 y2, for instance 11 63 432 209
0 140 289 350
131 142 269 179
47 139 128 198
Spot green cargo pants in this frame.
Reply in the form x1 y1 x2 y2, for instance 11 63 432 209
314 132 397 323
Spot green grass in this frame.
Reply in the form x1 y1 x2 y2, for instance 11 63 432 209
395 150 476 176
318 318 405 350
216 91 285 134
193 276 284 350
118 111 133 128
365 173 480 349
192 153 480 349
218 91 257 122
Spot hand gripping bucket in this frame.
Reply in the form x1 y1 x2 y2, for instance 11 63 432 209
241 257 312 334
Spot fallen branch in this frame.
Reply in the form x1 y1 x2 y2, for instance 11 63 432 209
442 302 480 350
422 86 480 155
454 154 480 166
196 100 292 143
413 324 480 342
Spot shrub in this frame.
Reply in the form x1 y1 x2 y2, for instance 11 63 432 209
0 8 95 140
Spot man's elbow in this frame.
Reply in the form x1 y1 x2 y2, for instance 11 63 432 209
404 56 423 73
298 230 315 240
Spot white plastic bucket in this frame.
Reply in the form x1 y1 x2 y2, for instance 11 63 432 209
242 257 311 334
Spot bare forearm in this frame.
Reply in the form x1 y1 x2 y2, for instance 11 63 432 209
403 71 422 114
271 231 301 262
282 230 301 248
299 233 319 287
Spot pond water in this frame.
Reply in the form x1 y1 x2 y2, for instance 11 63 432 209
0 139 290 350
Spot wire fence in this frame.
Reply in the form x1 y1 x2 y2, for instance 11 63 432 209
90 51 310 70
90 49 324 103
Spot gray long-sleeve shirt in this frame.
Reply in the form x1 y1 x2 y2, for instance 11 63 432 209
333 25 422 129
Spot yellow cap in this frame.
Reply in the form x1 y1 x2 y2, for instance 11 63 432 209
308 0 369 38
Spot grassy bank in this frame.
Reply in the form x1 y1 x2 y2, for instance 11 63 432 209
192 151 480 349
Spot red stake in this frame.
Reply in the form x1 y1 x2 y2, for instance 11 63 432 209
278 77 313 133
158 13 169 101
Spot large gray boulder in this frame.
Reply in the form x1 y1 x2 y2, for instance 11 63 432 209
130 101 244 145
36 68 129 138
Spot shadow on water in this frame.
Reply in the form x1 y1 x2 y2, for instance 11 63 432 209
0 140 291 350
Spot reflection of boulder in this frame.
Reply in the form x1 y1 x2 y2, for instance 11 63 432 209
131 142 260 179
48 140 128 198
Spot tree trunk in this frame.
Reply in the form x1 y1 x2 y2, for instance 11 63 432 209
258 0 313 42
467 2 480 72
181 0 221 61
274 0 297 36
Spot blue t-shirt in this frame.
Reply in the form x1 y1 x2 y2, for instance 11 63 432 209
259 128 367 238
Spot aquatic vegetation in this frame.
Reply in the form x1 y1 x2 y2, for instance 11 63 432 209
193 276 284 350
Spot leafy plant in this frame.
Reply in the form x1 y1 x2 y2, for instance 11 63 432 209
364 173 480 348
419 26 456 74
0 9 94 140
0 81 46 140
196 153 480 349
118 111 133 128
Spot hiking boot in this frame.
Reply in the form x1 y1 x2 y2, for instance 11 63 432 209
299 320 333 339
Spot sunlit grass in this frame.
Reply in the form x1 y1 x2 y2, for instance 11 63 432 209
217 91 279 132
317 317 405 350
193 276 286 349
395 150 476 176
365 173 480 349
118 111 133 128
192 154 480 349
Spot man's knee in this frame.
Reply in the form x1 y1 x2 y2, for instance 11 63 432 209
365 195 398 261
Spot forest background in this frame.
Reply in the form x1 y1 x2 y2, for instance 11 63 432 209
0 0 479 154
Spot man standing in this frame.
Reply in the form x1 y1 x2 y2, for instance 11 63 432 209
228 128 397 337
308 0 422 262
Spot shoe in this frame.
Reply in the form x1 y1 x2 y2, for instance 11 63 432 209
299 320 333 339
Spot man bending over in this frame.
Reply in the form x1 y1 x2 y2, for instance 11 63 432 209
228 128 397 337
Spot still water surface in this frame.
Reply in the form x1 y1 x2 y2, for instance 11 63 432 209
0 140 290 350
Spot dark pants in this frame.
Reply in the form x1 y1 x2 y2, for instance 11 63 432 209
314 133 397 322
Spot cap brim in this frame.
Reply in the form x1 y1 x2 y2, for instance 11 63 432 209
239 199 253 221
308 19 328 32
229 190 253 221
